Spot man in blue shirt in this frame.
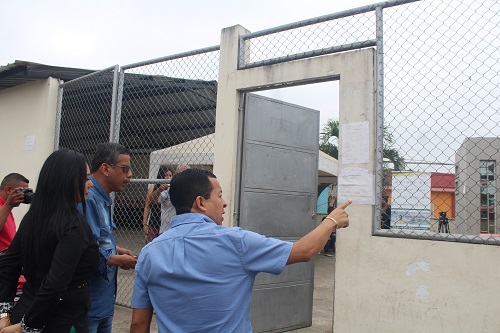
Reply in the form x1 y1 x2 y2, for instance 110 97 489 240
85 143 137 333
130 169 351 332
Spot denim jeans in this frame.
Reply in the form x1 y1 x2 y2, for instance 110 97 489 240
87 315 113 333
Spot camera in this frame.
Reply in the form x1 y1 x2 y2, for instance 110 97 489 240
17 188 34 204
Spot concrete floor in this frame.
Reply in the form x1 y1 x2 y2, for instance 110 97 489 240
111 253 336 333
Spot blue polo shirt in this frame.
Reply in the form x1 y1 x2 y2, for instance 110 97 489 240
132 213 293 332
81 175 117 320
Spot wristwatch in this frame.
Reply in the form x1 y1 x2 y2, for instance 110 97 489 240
0 313 10 319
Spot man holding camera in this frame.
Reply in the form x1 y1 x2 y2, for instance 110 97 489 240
0 173 29 304
0 173 29 254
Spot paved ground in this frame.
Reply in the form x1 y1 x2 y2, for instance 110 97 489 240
111 253 335 333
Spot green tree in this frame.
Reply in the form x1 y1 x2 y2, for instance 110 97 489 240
319 118 406 171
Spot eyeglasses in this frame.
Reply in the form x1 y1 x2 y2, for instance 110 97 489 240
109 164 132 173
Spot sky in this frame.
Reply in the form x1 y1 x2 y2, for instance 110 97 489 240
0 0 376 70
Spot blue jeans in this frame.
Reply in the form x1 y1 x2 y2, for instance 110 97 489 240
87 316 113 333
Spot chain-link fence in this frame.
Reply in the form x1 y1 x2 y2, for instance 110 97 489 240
239 0 499 243
113 47 220 305
55 48 220 306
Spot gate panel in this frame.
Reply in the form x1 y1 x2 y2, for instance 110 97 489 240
239 93 319 332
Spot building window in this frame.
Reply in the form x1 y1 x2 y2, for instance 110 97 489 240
479 160 496 233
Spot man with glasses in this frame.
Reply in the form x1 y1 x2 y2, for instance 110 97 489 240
84 142 137 333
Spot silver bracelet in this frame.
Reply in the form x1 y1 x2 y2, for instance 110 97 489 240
21 315 44 333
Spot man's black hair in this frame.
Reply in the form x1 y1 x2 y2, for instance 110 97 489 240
0 173 29 190
169 168 216 215
90 142 130 173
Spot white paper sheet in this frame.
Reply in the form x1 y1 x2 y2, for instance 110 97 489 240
341 121 369 164
24 135 36 151
337 167 374 205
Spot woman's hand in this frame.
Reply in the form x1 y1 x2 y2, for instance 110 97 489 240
0 323 21 333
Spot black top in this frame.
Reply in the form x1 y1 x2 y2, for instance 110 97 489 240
149 203 161 228
0 213 99 332
148 184 162 228
381 205 392 229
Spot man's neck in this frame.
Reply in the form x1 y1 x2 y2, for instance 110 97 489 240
91 173 112 195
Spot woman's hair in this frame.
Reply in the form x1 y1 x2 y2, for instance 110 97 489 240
156 165 171 179
20 149 88 273
152 166 171 191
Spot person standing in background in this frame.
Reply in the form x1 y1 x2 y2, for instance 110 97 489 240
0 173 29 254
0 173 30 304
380 196 392 229
149 164 190 234
142 166 172 242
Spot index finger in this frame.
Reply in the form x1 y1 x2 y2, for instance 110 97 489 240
338 200 352 210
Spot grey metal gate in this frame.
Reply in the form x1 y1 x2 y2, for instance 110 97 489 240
238 93 319 332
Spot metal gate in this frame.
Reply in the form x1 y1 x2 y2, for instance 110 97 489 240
238 94 319 332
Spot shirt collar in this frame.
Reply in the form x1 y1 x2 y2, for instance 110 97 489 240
89 175 113 206
170 213 216 228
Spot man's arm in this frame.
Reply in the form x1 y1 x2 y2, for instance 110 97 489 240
287 201 351 265
0 188 24 231
108 246 137 270
130 308 153 333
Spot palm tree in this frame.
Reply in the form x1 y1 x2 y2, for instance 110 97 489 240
319 118 406 171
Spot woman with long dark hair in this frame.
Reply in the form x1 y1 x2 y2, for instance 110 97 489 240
0 149 98 333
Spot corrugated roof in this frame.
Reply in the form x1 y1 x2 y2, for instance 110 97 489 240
0 60 94 91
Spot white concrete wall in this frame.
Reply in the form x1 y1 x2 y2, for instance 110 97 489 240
0 78 60 225
214 25 500 333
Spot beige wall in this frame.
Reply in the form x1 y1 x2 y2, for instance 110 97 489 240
214 25 500 333
0 78 60 225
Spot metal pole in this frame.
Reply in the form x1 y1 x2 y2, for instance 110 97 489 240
374 6 385 232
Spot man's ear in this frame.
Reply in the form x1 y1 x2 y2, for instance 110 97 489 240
4 186 13 195
100 163 111 177
193 196 207 213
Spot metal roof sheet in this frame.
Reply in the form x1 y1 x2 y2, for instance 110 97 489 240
0 60 94 91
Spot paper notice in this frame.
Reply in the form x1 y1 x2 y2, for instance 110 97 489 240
341 121 369 164
24 135 36 151
337 168 374 205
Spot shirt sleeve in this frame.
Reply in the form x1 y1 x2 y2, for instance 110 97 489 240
84 197 112 278
158 190 167 205
23 223 88 329
131 251 153 309
238 229 293 276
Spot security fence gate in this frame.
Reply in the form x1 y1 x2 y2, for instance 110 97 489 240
54 0 499 327
239 94 319 332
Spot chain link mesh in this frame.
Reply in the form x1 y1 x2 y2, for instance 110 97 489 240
114 50 219 306
381 0 499 241
238 0 499 242
56 50 219 307
239 11 375 68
